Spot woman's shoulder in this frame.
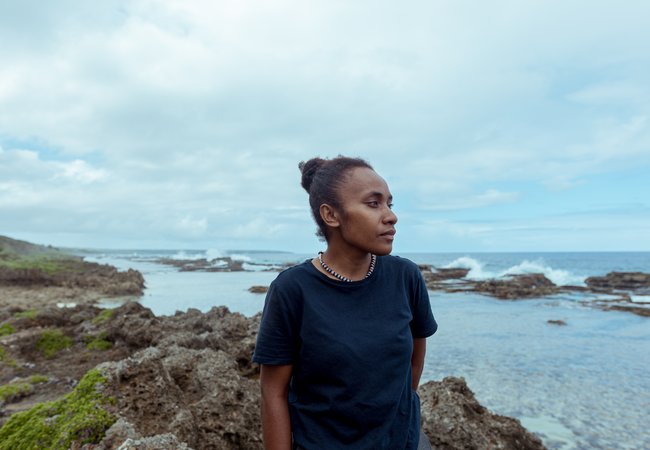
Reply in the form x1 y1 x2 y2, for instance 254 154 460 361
271 259 315 288
379 254 421 273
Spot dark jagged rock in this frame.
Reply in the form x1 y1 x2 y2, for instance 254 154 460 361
585 272 650 292
419 377 546 450
473 274 558 300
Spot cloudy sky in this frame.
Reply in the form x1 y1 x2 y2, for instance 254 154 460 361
1 0 649 253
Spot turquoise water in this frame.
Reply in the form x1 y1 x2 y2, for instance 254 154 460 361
84 250 650 450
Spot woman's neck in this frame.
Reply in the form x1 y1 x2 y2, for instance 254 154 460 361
315 245 373 281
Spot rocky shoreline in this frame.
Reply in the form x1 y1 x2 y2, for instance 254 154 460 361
418 265 650 317
0 301 546 449
1 236 647 448
162 254 650 317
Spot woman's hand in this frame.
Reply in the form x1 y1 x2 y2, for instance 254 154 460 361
260 364 293 450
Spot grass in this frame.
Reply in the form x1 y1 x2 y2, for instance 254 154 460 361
92 309 114 325
0 369 116 449
84 333 113 351
0 375 47 403
0 346 17 368
0 256 74 275
0 382 32 403
14 309 37 320
0 323 15 336
36 330 73 358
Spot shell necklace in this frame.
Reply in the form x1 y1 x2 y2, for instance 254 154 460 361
318 252 376 282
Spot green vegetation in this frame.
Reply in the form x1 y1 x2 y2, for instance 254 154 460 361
0 323 15 336
0 369 116 449
0 381 32 403
0 346 17 367
15 309 37 320
92 309 114 325
36 330 73 358
29 374 49 384
0 235 82 276
85 333 113 351
0 375 46 403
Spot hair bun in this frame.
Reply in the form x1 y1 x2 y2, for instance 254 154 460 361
298 157 325 193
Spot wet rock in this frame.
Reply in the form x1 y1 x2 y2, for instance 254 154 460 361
419 377 546 450
248 285 268 294
585 272 650 292
547 320 567 326
473 274 558 299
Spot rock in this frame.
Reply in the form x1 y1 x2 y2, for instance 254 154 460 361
97 345 262 450
419 377 546 450
547 320 567 326
473 274 558 299
585 272 650 292
2 300 547 449
248 285 268 294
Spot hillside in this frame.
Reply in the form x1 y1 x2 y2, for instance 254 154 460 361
0 235 69 260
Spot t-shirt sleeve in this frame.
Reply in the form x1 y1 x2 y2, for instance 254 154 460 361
409 266 438 338
252 278 300 365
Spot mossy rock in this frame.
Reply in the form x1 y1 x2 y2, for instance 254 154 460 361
36 330 73 358
0 369 116 449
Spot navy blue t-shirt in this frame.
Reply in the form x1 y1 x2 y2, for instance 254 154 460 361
253 255 437 450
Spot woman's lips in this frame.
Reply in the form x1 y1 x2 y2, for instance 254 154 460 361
380 230 396 240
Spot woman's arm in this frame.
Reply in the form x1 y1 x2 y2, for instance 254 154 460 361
411 338 427 390
260 364 294 450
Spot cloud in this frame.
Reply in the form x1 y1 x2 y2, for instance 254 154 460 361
1 0 649 250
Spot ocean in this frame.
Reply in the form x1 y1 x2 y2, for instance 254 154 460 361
80 249 650 450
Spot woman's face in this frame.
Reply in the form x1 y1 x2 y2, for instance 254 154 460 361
333 167 398 256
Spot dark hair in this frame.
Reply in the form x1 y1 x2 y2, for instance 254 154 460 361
298 155 374 240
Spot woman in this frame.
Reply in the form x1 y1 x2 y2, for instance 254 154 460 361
253 156 437 449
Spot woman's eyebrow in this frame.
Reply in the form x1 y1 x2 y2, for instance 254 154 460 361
364 191 393 201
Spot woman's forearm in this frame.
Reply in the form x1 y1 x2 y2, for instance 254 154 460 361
261 394 292 450
260 364 293 450
411 338 427 390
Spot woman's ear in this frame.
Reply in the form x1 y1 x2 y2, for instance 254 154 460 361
320 204 340 229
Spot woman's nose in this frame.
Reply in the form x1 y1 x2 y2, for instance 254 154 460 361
384 208 397 225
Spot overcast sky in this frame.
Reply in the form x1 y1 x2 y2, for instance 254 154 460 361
1 0 649 253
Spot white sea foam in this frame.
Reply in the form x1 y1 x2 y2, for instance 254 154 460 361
169 250 204 260
242 262 273 271
443 256 584 286
443 257 495 279
229 253 253 262
630 295 650 304
499 259 583 286
205 248 224 261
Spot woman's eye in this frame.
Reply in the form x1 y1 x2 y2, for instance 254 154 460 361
388 203 394 209
367 201 379 207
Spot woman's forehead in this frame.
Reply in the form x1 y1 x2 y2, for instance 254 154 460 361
343 167 392 196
